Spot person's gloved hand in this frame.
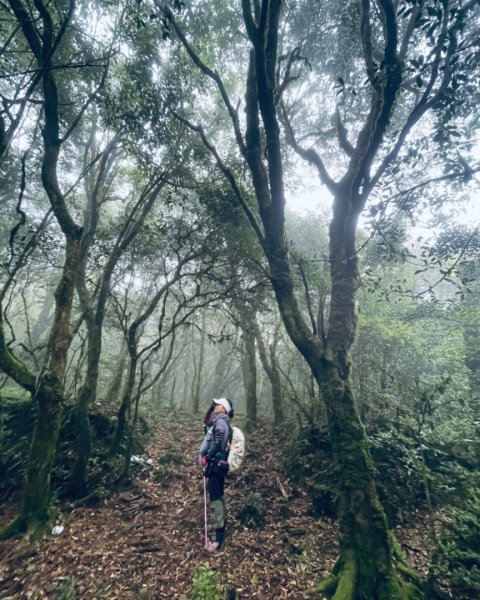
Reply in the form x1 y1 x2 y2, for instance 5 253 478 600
204 404 214 427
201 455 208 467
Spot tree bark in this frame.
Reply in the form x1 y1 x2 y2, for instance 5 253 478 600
0 0 82 539
105 344 128 407
21 235 81 530
240 307 258 432
254 321 284 426
267 227 420 597
109 354 136 457
192 314 206 414
239 1 418 594
70 168 165 494
0 236 81 540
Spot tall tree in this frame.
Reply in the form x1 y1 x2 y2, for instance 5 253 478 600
192 312 207 414
159 0 479 595
70 163 169 496
0 0 112 538
238 303 258 432
254 317 284 426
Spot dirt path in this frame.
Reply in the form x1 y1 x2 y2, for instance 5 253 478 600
0 421 432 599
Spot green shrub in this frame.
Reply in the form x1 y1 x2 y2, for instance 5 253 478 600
236 493 266 529
422 449 480 507
281 421 480 524
0 397 35 494
154 467 177 486
157 443 183 466
280 425 336 518
428 492 480 599
369 429 426 522
189 563 221 600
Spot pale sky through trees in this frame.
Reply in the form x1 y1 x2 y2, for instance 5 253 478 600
287 163 480 241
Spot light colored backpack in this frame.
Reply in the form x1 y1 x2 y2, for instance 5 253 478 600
227 426 245 472
199 423 245 472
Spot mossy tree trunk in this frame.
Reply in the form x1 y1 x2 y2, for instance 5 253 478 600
70 162 165 494
109 355 136 456
68 329 99 497
163 0 473 593
0 0 84 539
105 346 128 406
239 1 413 589
192 313 206 414
240 306 258 432
254 321 284 426
0 236 81 540
17 239 80 535
264 208 409 595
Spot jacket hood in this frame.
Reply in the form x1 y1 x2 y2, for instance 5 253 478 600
214 412 230 424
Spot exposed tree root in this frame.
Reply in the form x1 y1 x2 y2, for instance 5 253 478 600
0 516 24 541
0 512 49 542
308 550 424 600
332 557 356 599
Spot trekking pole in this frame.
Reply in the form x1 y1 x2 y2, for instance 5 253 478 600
203 475 208 549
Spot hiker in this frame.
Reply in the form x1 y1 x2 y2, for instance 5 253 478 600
199 397 233 552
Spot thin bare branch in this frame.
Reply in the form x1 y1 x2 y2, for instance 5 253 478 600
60 61 110 143
160 2 247 158
172 110 266 246
280 100 337 193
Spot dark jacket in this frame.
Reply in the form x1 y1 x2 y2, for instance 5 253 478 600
200 413 230 460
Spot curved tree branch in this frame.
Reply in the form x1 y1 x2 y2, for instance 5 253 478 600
0 308 36 393
367 2 470 194
280 100 337 193
161 2 247 158
172 110 266 246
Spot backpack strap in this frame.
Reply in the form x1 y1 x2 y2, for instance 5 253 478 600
206 419 230 459
226 424 233 453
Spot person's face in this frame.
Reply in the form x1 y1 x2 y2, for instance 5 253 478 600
213 403 226 416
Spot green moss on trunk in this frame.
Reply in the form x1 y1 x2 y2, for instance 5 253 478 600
308 364 423 599
110 354 136 456
0 375 63 540
1 236 80 539
243 326 257 433
68 387 92 498
109 394 129 456
69 322 102 495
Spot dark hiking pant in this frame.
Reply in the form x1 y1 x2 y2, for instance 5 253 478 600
208 473 226 544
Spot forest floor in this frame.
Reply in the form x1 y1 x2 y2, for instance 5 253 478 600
0 420 436 599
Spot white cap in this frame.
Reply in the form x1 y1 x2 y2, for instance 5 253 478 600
213 397 231 413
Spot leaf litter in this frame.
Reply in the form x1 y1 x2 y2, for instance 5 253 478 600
0 421 435 599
